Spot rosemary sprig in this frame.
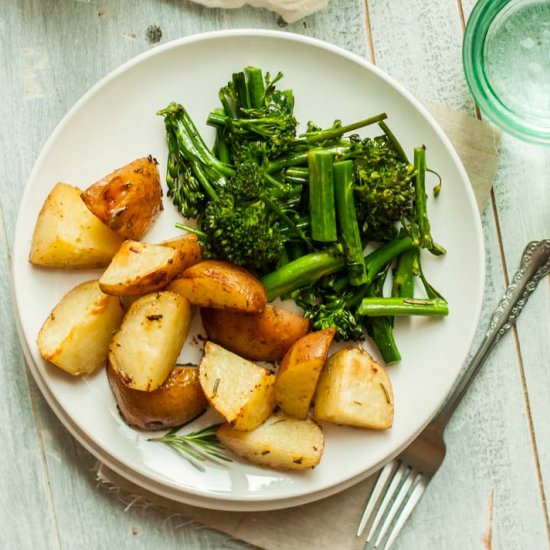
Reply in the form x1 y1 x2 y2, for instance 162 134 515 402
149 423 232 472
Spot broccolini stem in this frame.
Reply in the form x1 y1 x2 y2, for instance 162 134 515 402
219 92 237 119
175 223 207 238
189 159 219 201
232 71 251 113
276 246 290 269
279 217 310 239
358 297 449 317
261 246 345 301
159 104 227 200
392 248 418 298
245 67 265 109
414 146 446 256
285 167 309 178
334 160 367 285
163 119 210 214
267 145 349 173
178 107 233 178
214 128 232 164
309 150 337 242
262 194 312 249
364 236 417 285
369 318 402 364
378 121 409 163
286 241 306 261
364 266 401 364
299 113 388 144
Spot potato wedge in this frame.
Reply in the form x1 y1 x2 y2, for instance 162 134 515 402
109 291 192 391
99 240 187 296
275 328 335 419
159 233 202 270
201 305 310 361
169 260 266 313
37 280 124 375
81 156 162 240
313 347 394 429
29 182 123 268
107 363 207 430
217 411 324 470
199 342 275 431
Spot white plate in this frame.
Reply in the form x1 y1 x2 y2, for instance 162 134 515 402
12 30 484 509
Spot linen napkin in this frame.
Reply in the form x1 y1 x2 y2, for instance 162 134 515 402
96 101 501 550
187 0 329 23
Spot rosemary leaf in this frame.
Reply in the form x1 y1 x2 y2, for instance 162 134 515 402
149 422 232 469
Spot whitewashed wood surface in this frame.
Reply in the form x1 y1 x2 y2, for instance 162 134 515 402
1 1 549 549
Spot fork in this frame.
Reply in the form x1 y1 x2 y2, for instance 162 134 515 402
357 239 550 549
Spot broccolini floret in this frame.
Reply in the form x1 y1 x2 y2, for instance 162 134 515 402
202 193 283 271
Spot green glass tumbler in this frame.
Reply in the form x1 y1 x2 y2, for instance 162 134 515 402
463 0 550 145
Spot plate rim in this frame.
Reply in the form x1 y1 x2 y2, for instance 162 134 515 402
13 29 486 507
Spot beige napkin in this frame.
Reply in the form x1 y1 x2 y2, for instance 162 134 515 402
96 102 501 550
188 0 329 23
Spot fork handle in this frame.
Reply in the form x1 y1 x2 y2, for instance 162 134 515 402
433 239 550 431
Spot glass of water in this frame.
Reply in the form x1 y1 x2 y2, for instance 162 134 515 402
463 0 550 145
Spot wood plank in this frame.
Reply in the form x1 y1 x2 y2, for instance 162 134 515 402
367 0 550 548
0 248 59 549
460 0 550 532
368 0 473 114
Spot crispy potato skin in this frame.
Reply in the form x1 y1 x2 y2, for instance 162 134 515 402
169 260 267 313
99 240 187 296
313 347 394 430
159 234 202 271
199 342 276 431
200 305 310 361
81 156 162 240
37 280 124 375
275 328 336 419
217 411 324 470
107 363 207 430
29 182 123 268
108 291 192 391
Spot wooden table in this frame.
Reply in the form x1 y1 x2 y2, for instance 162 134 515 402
2 1 549 548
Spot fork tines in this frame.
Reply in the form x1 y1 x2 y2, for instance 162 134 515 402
357 460 426 549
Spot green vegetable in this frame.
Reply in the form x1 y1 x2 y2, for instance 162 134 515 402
149 423 231 472
353 136 416 242
159 65 448 360
334 160 366 285
414 146 446 255
365 267 401 364
309 150 337 242
261 246 345 301
358 297 449 317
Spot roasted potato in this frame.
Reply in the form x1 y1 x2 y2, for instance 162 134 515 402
29 182 123 268
217 411 324 471
313 347 394 430
199 342 275 431
275 328 336 419
99 240 187 296
37 280 124 376
159 233 202 269
107 363 207 430
108 291 192 391
200 305 310 361
169 260 266 313
81 156 162 240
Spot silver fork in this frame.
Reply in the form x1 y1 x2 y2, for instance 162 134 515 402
357 239 550 549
